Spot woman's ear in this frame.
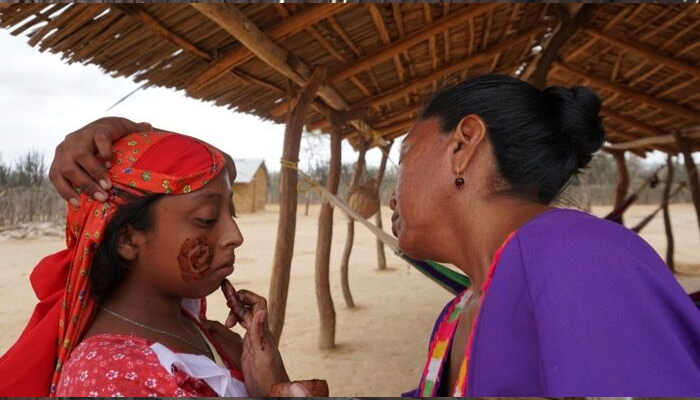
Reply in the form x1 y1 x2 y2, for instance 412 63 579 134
116 226 146 261
450 114 487 175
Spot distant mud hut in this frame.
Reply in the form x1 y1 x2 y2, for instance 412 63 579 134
233 158 268 214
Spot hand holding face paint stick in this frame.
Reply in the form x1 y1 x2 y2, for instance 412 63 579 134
221 280 292 396
221 279 249 328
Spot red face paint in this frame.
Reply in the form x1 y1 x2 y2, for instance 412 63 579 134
178 235 214 282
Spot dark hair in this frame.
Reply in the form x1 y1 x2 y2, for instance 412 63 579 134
90 189 163 304
420 75 605 204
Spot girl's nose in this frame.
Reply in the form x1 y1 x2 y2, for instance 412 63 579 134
220 216 244 249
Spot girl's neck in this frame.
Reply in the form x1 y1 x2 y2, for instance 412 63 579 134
102 281 185 327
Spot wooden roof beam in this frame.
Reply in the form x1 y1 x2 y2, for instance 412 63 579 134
356 23 551 110
187 4 348 94
367 4 404 84
191 4 382 144
532 4 595 89
328 3 500 85
554 63 700 124
115 4 211 61
602 109 661 137
606 131 700 151
585 28 700 80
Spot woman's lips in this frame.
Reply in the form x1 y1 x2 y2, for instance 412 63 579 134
391 213 399 237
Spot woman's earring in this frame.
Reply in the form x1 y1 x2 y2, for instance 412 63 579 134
455 175 465 187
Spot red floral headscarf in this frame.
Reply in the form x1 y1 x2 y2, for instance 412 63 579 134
0 131 226 396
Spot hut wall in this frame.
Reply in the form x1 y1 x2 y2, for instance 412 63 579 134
253 167 267 212
233 182 254 214
233 166 267 214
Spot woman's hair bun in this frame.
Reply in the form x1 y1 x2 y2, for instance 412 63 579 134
543 86 605 168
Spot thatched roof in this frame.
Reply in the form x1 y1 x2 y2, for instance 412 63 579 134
1 2 698 154
233 158 267 184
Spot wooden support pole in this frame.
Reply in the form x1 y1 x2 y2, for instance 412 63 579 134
374 141 393 271
341 140 368 309
673 131 700 234
532 4 595 89
268 68 326 341
662 154 675 272
314 128 342 350
612 150 630 224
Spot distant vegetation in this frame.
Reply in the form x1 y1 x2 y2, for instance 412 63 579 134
0 151 66 226
0 146 693 227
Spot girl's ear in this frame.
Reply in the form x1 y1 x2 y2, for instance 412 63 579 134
116 226 146 261
449 114 487 175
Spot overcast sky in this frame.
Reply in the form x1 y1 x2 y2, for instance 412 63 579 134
0 30 401 174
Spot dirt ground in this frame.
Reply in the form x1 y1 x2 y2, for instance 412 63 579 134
0 203 698 396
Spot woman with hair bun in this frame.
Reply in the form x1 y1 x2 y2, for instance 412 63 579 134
390 75 700 396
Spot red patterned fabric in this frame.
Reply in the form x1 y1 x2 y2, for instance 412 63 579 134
55 334 219 397
0 132 226 396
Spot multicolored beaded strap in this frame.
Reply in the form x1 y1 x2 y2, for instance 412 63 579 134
417 231 516 397
418 289 473 397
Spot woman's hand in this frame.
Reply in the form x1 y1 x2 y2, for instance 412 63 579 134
235 290 290 397
49 117 152 205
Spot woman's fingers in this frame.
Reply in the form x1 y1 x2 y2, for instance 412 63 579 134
93 132 115 169
49 117 152 202
75 148 111 196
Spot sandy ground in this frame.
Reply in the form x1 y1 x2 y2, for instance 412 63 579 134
0 203 698 396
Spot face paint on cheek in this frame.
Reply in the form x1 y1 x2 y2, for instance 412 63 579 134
177 235 214 282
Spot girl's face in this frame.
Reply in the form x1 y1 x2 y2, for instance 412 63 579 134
134 170 244 299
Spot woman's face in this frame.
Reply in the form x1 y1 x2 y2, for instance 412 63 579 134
390 119 455 261
135 170 244 299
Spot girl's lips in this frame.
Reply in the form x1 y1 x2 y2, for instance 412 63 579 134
216 265 235 276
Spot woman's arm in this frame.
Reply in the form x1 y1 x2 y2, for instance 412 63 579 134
49 117 152 205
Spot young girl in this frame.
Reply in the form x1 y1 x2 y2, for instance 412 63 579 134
0 131 291 396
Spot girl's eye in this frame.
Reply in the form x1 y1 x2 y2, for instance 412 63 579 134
196 218 218 227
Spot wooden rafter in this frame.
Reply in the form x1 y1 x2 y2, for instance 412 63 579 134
585 28 700 80
607 131 700 151
602 109 660 137
328 3 499 85
532 4 595 89
367 4 404 84
191 4 382 143
273 5 372 98
356 23 551 110
562 6 630 63
554 63 700 124
116 5 211 61
187 4 348 93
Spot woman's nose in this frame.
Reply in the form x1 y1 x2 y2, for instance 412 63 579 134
389 192 397 211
